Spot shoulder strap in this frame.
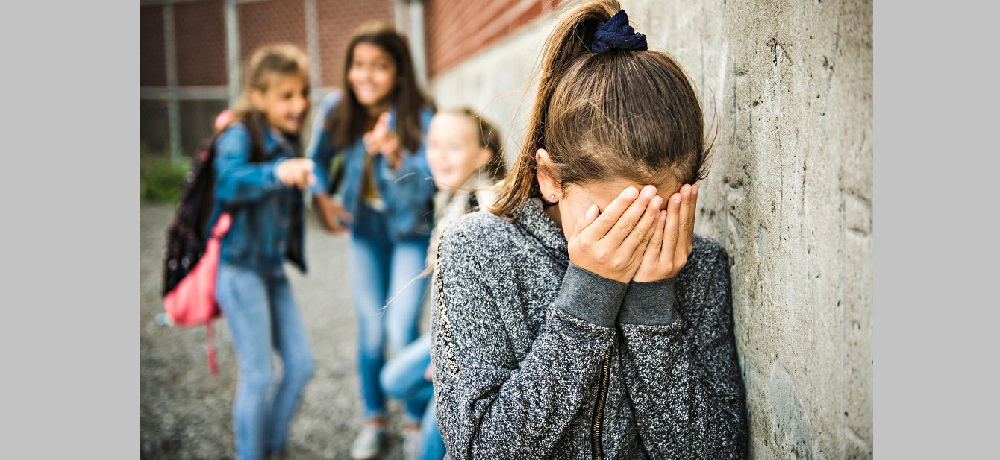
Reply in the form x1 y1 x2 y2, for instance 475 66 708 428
434 224 460 376
466 191 480 212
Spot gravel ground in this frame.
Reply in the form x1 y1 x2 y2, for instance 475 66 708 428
140 202 429 459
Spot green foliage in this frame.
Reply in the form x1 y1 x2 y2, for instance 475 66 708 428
140 143 190 204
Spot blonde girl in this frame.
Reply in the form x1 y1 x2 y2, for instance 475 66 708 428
380 107 507 460
212 44 316 460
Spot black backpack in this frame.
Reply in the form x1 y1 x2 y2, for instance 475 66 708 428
159 134 223 374
162 135 222 299
162 125 266 298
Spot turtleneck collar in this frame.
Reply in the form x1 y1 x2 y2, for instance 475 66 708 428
511 198 568 264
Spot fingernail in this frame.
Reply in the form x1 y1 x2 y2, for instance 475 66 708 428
672 194 681 204
692 184 699 196
660 210 667 220
586 204 598 219
651 196 663 208
623 187 639 199
683 185 691 197
642 185 657 197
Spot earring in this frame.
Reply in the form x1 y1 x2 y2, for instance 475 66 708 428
549 194 556 202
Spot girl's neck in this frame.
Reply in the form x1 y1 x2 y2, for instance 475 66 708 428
267 125 300 147
442 171 487 194
364 101 392 118
543 201 562 229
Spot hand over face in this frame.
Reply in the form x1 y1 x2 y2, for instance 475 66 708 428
567 185 663 283
633 183 698 282
565 181 698 283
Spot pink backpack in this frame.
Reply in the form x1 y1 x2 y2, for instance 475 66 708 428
162 212 230 375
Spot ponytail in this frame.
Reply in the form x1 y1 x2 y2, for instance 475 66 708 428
490 0 709 217
490 0 620 217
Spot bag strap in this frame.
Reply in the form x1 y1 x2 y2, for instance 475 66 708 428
466 190 480 212
206 321 218 375
434 224 460 376
205 213 231 376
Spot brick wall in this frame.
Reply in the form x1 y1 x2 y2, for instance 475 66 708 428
175 0 227 86
316 0 394 89
425 0 560 77
239 0 308 70
141 0 394 156
140 5 167 87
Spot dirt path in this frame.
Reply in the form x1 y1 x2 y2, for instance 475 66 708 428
140 202 423 459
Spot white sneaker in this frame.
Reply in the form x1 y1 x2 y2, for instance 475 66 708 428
350 423 385 460
402 428 422 460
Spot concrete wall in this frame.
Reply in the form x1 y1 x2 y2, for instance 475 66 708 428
428 0 873 458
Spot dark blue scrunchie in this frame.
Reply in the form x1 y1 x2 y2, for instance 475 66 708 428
592 10 648 53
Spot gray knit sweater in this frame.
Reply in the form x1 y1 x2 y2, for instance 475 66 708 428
430 198 748 459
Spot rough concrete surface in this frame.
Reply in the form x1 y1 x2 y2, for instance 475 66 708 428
141 202 427 459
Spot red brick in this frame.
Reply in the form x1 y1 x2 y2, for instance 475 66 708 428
141 5 167 87
174 0 228 86
239 0 308 70
426 0 560 77
316 0 394 89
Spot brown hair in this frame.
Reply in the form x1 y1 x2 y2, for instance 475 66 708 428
490 0 712 216
227 43 310 162
439 107 508 181
326 21 435 153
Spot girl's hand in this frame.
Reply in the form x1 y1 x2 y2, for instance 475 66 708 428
276 158 317 190
567 185 663 283
424 363 434 382
363 112 402 169
633 183 698 282
312 194 352 235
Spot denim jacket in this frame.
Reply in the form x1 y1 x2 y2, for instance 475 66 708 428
211 122 307 274
306 91 437 241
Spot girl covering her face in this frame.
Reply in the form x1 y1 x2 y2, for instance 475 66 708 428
429 1 749 458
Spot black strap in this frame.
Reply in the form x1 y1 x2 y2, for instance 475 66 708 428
466 191 479 212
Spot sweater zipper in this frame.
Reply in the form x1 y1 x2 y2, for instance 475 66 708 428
591 345 612 460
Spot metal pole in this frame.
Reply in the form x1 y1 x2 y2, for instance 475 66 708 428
225 0 241 107
164 1 181 162
408 0 429 91
394 0 407 34
305 0 322 107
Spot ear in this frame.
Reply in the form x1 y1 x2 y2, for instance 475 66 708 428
535 148 561 203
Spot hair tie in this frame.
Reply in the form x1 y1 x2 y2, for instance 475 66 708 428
592 10 647 53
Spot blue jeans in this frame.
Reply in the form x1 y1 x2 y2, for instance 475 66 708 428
349 203 431 422
216 263 315 460
381 335 446 460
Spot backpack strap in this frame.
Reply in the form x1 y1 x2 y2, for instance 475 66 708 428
206 320 218 375
466 191 480 212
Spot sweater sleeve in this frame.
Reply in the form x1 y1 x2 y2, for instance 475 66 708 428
430 216 626 459
617 240 749 459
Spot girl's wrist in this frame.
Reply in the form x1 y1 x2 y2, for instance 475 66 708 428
386 150 402 169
